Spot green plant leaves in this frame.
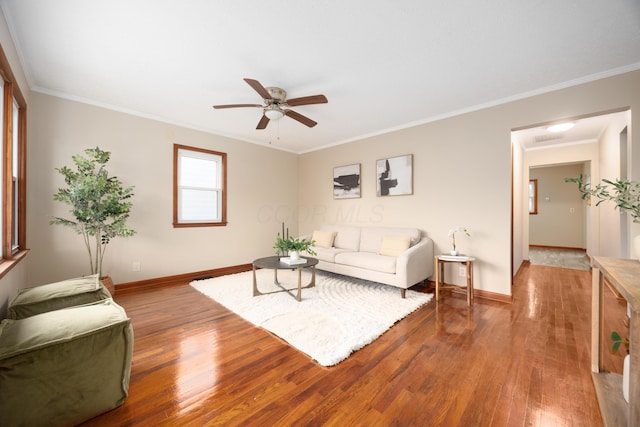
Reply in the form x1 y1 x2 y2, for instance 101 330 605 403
274 236 317 256
565 174 640 223
50 146 135 276
611 330 629 353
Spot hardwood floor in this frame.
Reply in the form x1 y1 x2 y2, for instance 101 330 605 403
81 262 628 426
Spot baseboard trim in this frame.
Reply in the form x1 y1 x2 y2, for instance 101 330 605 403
117 265 513 303
115 263 253 295
474 288 513 304
515 259 530 278
529 244 586 252
424 280 512 304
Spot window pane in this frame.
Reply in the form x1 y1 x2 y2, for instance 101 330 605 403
12 99 18 248
180 189 219 221
0 80 3 247
528 179 538 214
180 155 218 189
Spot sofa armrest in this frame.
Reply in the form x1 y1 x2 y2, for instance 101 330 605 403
395 237 434 286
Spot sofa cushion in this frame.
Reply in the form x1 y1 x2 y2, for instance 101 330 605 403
312 230 336 248
379 235 412 256
335 251 397 274
0 299 133 426
320 225 361 251
360 227 421 253
8 274 111 319
313 246 351 263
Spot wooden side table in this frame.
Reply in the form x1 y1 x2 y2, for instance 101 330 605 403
435 254 476 306
591 256 640 426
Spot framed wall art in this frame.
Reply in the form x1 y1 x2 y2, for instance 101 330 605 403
333 163 361 199
376 154 413 196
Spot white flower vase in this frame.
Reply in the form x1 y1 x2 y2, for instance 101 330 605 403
634 235 640 261
290 251 301 260
624 354 630 403
450 250 459 256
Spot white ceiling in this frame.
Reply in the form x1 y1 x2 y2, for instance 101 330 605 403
513 110 629 150
1 0 639 153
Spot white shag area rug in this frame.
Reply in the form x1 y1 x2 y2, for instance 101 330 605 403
190 269 433 366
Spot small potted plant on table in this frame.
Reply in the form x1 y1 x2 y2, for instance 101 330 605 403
274 236 317 260
448 226 470 256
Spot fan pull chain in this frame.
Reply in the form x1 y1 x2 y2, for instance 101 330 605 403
268 119 280 145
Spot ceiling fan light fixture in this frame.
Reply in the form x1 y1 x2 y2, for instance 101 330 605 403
547 122 574 133
214 78 327 129
264 105 284 120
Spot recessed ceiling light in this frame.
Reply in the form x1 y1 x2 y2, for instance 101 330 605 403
547 122 574 133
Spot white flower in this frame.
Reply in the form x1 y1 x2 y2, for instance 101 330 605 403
448 226 470 250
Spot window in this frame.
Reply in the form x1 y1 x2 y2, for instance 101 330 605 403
0 41 28 274
11 98 19 250
0 79 3 248
528 179 538 214
173 144 227 227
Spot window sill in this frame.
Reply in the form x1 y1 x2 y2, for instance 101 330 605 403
0 249 29 280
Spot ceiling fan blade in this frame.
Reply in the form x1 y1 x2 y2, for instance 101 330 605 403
213 104 263 109
256 115 270 130
285 94 328 107
285 109 317 127
244 78 273 100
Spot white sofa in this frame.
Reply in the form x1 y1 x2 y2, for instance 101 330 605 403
305 225 434 297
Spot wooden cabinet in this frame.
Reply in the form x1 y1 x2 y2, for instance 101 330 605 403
592 257 640 426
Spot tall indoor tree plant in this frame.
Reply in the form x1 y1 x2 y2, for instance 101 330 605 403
51 147 136 291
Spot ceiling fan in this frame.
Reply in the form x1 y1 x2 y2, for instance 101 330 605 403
213 78 328 129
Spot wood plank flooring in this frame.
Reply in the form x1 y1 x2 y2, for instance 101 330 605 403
80 262 628 426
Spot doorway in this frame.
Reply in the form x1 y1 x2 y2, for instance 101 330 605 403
529 163 586 250
511 108 631 274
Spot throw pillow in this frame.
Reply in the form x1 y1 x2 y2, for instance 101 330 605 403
312 230 336 248
379 235 411 256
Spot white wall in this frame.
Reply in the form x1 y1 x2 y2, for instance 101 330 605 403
529 164 585 248
300 70 640 297
512 141 525 273
299 113 513 295
27 93 300 286
0 10 29 101
598 112 632 258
